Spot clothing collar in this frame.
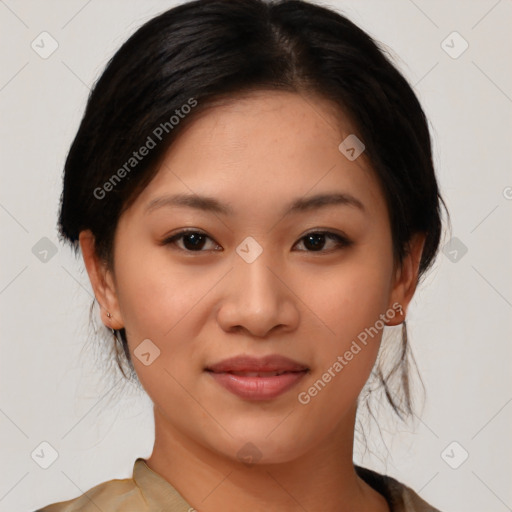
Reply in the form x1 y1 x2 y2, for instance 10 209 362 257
133 457 192 510
133 457 402 511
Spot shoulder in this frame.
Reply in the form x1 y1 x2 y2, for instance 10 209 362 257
33 458 191 512
34 474 145 512
355 465 443 512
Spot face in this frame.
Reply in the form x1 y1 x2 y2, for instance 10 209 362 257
81 90 421 465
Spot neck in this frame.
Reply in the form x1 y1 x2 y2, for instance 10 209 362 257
145 403 389 512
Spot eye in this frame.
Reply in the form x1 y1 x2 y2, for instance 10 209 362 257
293 231 352 253
162 229 352 253
162 229 221 252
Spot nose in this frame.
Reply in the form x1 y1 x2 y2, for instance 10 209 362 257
216 250 300 338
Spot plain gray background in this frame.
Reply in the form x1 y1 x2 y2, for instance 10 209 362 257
1 1 511 511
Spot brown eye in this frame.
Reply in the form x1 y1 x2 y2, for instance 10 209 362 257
294 231 352 252
163 230 221 252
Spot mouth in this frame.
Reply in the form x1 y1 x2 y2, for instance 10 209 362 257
206 370 308 401
204 355 309 401
213 370 301 377
205 354 309 374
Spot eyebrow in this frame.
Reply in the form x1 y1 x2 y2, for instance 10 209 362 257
144 191 365 216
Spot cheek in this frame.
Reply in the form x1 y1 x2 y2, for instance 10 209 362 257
112 242 192 348
295 248 393 395
116 278 197 402
300 254 393 344
289 277 391 452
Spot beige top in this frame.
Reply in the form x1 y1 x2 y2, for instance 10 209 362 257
35 458 442 512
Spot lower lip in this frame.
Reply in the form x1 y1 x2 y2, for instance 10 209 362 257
207 371 308 401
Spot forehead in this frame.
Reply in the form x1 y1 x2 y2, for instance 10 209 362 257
168 89 358 168
126 90 386 221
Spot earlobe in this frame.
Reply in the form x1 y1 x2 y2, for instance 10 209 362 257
386 233 426 326
78 230 124 330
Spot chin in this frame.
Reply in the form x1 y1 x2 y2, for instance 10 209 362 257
211 429 312 467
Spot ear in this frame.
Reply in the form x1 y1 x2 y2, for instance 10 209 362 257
79 230 124 330
386 233 426 326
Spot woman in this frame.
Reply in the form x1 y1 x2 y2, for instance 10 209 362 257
36 0 446 510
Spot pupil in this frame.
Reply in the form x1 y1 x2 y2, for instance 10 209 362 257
184 233 205 250
305 234 325 251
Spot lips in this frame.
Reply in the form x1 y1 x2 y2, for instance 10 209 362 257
205 354 309 401
227 371 289 377
205 354 309 374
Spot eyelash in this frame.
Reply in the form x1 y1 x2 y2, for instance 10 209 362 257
161 228 353 254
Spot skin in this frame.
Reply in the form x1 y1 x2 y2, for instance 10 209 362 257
80 90 425 512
